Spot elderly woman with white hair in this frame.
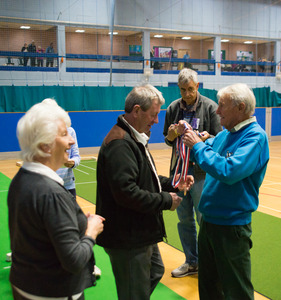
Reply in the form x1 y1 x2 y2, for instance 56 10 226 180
8 99 105 300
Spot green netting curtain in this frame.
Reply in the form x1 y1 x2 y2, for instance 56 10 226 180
0 86 279 112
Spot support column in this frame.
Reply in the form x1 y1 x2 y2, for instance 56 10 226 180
275 40 281 73
214 36 221 76
57 25 66 76
143 30 151 69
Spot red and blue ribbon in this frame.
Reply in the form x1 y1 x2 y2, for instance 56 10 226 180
172 135 190 189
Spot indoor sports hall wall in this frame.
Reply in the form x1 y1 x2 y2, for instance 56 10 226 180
1 107 281 153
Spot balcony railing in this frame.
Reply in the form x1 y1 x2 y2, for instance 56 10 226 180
0 51 277 77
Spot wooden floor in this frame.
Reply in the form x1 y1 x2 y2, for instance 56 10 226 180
1 141 280 300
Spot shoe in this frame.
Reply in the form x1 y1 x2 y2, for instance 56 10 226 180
171 263 198 277
93 265 101 278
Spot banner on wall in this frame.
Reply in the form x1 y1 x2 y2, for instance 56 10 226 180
129 45 142 56
237 51 253 61
153 47 173 58
208 50 226 60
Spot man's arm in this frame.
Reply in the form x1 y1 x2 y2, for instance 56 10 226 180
183 130 268 185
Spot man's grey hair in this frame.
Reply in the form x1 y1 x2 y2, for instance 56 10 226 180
178 68 198 85
125 84 165 113
217 83 256 116
17 98 71 162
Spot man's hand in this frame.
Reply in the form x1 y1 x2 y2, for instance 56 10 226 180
182 130 202 149
177 120 192 135
177 175 194 194
169 193 183 211
167 124 179 142
194 130 210 142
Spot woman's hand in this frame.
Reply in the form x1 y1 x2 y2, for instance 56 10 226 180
85 214 105 240
64 159 75 168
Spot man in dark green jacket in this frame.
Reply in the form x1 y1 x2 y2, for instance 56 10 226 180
163 68 222 278
96 84 194 300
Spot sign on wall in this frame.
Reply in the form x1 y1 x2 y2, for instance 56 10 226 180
237 51 253 61
129 45 142 56
153 46 173 58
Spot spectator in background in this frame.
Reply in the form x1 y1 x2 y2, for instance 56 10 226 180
151 48 161 70
271 56 275 73
8 98 105 300
181 83 269 299
21 43 28 66
183 51 192 69
150 48 154 68
46 42 55 67
163 68 222 278
28 40 36 67
36 46 45 67
56 126 80 198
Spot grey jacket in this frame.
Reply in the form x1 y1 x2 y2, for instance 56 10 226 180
163 93 222 177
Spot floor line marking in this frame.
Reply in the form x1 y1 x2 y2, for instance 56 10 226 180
79 163 96 171
259 205 281 213
75 168 89 175
76 181 96 185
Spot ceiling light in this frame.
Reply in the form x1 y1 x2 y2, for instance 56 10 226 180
75 29 85 33
20 26 30 29
244 41 253 44
108 32 118 35
221 39 229 43
182 37 191 40
154 34 163 38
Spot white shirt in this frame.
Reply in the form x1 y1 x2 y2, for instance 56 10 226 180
22 161 64 185
122 116 162 192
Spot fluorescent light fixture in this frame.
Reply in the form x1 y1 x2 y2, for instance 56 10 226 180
182 36 191 40
244 41 253 44
75 29 85 33
108 32 118 35
154 34 163 38
221 39 229 43
20 26 30 29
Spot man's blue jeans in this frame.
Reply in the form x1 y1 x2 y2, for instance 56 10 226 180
176 165 205 265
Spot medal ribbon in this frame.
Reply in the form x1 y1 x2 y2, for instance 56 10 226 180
172 136 190 188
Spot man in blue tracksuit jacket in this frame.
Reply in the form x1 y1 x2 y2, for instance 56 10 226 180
181 83 269 300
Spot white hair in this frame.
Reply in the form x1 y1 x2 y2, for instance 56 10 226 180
17 99 71 162
125 84 165 113
217 83 256 116
178 68 198 85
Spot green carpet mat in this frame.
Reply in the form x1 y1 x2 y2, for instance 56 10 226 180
0 173 13 298
74 161 281 300
0 171 185 299
1 165 281 299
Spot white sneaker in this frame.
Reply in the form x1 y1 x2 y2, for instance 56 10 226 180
171 263 198 277
93 265 101 278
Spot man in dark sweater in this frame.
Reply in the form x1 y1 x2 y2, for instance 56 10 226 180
96 84 194 300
